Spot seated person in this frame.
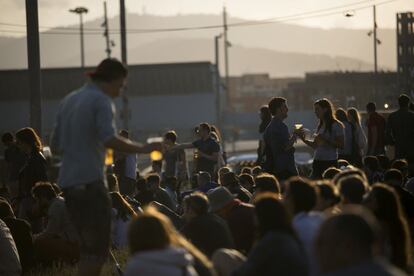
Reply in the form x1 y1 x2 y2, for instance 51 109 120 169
31 182 79 264
0 199 34 273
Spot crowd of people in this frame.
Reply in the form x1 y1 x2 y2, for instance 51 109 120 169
1 58 414 276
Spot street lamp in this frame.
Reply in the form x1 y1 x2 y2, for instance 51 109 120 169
69 7 88 68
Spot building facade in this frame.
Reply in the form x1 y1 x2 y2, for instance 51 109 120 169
282 71 399 111
397 12 414 95
0 62 220 142
227 74 300 112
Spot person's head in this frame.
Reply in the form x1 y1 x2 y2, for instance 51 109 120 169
119 129 129 139
391 159 409 179
314 180 340 211
347 108 361 126
110 192 136 221
314 98 340 133
88 58 128 98
218 167 231 185
254 173 280 195
338 175 368 204
135 177 147 193
207 187 235 215
182 192 209 222
146 174 161 192
398 94 411 109
240 167 252 175
314 98 335 121
335 108 349 123
1 132 14 146
197 171 211 187
322 167 341 180
315 209 380 273
107 173 119 193
254 193 295 239
259 105 272 122
15 127 42 154
284 177 317 216
239 173 255 192
363 156 380 174
0 199 14 220
366 102 376 113
198 123 211 139
333 167 368 186
384 169 404 187
151 160 162 174
268 97 288 119
338 159 350 170
364 184 403 221
376 155 390 172
164 176 178 190
31 182 57 215
164 131 177 146
221 172 240 188
252 166 263 177
128 208 212 268
128 208 176 254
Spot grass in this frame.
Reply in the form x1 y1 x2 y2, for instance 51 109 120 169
27 250 129 276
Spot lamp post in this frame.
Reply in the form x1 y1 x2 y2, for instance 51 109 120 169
69 7 88 68
214 33 224 149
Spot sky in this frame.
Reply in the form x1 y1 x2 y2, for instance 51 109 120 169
1 0 414 36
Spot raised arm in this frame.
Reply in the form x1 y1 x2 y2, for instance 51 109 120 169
104 135 161 154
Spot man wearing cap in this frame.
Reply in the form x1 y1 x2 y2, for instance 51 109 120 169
51 58 161 276
208 187 255 254
169 123 220 177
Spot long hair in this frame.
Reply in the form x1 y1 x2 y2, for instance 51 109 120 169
369 184 412 270
259 105 272 133
110 192 136 221
128 208 212 268
15 127 42 152
335 108 349 123
253 193 297 240
315 98 342 134
347 108 362 127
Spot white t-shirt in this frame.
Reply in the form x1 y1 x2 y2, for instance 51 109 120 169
314 122 344 161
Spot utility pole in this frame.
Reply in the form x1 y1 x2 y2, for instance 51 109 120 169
373 5 378 75
103 1 112 58
214 33 223 149
69 7 88 68
223 7 230 99
25 0 42 136
120 0 129 129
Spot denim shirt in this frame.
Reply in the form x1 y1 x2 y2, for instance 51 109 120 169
263 118 298 175
52 82 116 188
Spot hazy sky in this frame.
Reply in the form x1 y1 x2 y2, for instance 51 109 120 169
1 0 414 36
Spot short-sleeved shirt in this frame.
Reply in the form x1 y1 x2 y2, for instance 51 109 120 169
314 122 344 161
192 138 220 175
366 112 386 153
52 83 116 188
263 118 297 175
164 148 185 177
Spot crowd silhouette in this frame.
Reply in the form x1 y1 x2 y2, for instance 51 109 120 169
1 58 414 276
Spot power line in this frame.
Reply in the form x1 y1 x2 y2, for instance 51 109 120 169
0 0 398 35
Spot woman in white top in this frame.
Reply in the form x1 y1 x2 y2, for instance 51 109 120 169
300 98 345 179
347 108 367 167
110 192 136 249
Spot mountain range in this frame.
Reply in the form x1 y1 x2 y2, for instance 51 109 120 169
0 13 397 77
